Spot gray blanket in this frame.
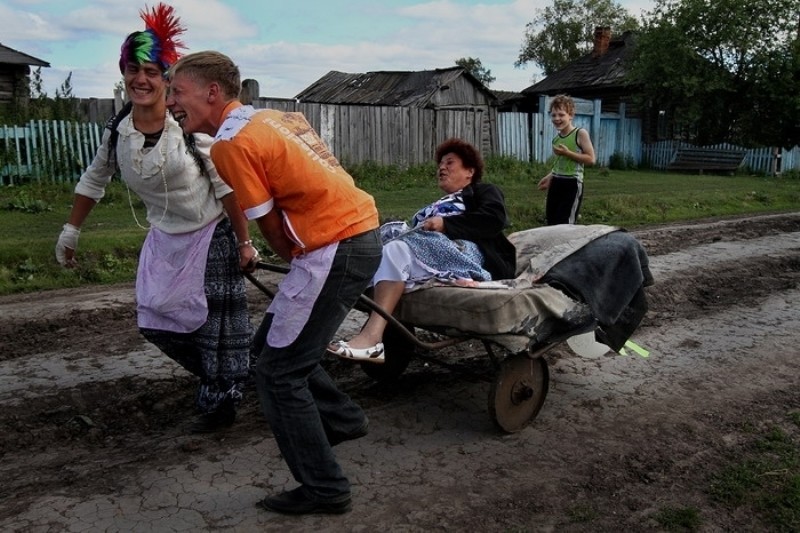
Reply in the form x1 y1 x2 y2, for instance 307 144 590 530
540 229 654 351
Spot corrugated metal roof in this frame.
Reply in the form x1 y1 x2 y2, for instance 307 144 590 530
295 66 494 106
0 43 50 67
522 32 635 95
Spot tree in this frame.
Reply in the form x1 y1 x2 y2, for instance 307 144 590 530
516 0 639 76
53 72 80 121
0 70 83 124
627 0 800 147
455 57 496 86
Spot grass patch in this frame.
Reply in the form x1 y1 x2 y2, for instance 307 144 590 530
1 164 798 296
0 181 146 293
653 506 703 531
566 503 599 523
707 412 800 531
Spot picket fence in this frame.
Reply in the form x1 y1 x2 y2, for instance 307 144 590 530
641 140 800 175
1 115 798 186
0 120 104 185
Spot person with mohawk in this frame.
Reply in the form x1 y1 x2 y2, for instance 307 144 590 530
55 3 255 434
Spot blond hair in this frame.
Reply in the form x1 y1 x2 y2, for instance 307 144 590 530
169 50 241 99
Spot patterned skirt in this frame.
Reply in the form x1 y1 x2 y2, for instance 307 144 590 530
140 218 253 413
378 221 491 285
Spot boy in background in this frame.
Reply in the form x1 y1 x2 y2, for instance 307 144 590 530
537 94 596 225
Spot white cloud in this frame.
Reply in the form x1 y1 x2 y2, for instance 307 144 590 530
0 4 65 41
223 0 543 98
9 0 653 99
169 0 260 42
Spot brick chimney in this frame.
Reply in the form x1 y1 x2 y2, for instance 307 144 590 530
592 26 612 58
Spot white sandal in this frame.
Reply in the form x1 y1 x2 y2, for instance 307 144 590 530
328 340 385 364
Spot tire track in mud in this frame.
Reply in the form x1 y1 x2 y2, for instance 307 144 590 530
0 212 799 523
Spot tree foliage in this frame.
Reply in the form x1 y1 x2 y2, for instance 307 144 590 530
627 0 800 147
455 57 496 86
516 0 639 76
0 68 81 124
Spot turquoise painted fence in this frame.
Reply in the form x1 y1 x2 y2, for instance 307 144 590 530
0 120 104 185
498 96 797 175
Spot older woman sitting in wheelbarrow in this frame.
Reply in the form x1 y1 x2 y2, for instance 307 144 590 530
329 138 516 363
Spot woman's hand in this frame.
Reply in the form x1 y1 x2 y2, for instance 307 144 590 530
422 216 445 232
238 242 259 273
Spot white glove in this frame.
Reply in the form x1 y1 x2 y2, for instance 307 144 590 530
55 223 81 266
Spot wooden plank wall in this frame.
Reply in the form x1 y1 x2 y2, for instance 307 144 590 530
251 98 485 166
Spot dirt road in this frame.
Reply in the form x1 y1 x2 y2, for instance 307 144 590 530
1 212 799 532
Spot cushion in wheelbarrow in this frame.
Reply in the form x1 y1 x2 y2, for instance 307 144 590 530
393 224 653 353
395 282 589 337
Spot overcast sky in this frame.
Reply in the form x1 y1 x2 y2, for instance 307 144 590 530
1 0 655 99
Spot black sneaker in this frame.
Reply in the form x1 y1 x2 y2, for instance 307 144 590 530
257 487 351 515
188 402 236 434
326 418 369 447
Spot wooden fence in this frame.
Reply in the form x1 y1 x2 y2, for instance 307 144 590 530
1 105 798 185
0 120 104 185
641 140 799 175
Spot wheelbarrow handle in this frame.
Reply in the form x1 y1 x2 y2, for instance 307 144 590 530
254 261 290 275
249 260 438 350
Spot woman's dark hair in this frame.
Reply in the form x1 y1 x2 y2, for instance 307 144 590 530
435 138 484 183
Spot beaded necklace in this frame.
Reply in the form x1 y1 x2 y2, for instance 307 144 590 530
126 112 169 230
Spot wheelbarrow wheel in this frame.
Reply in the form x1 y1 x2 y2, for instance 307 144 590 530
488 354 549 433
360 322 414 382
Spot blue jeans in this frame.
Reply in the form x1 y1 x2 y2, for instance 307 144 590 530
253 229 382 500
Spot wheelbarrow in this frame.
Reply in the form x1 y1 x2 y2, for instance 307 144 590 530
245 224 652 434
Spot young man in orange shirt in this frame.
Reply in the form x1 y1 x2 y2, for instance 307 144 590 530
167 51 381 515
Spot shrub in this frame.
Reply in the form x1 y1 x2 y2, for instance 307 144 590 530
780 168 799 180
609 151 636 170
3 189 52 213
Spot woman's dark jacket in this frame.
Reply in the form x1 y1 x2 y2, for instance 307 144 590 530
442 182 517 280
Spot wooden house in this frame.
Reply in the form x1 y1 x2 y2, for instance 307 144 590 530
492 89 534 113
0 43 50 107
522 28 633 109
520 28 661 143
293 67 500 157
295 66 496 109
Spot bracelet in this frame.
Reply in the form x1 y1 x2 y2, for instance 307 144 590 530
238 239 253 248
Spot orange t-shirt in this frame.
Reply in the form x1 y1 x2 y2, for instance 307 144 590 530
211 102 379 256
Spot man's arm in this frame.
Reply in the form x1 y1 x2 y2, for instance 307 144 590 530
255 209 294 262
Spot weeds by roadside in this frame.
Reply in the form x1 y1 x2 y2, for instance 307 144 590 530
1 163 798 295
706 410 800 531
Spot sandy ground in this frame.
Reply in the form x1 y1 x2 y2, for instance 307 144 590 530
1 212 799 532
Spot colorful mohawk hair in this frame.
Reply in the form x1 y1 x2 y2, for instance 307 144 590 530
119 3 186 73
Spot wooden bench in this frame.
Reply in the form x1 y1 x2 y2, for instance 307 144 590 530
666 147 746 175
